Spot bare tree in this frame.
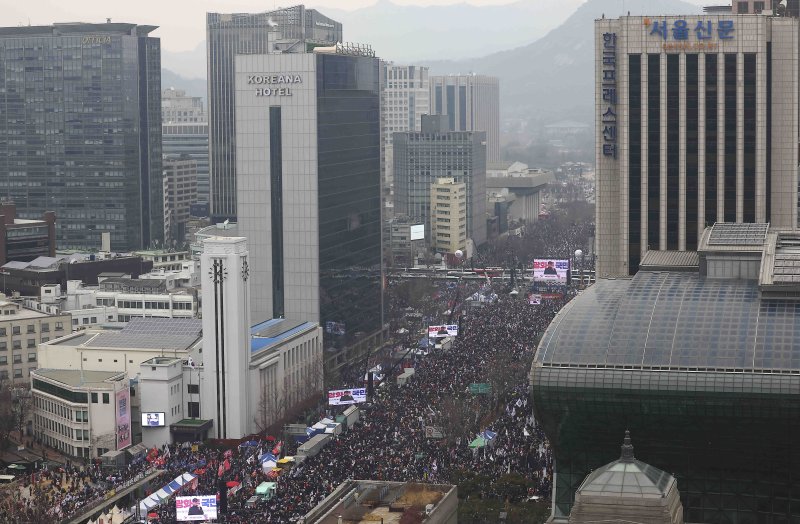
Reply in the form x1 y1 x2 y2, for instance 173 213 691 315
0 379 14 451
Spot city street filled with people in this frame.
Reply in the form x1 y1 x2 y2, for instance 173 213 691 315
0 212 592 524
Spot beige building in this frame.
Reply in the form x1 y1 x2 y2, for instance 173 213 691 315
0 296 70 383
31 369 128 460
595 14 799 277
163 155 198 247
430 177 467 255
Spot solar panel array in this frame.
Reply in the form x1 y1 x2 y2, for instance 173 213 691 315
707 223 769 246
253 319 305 339
86 317 202 350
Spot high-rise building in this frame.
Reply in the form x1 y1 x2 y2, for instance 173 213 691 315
595 14 798 277
429 74 500 162
394 115 487 248
162 88 205 124
162 122 209 204
381 62 430 190
163 155 198 247
430 178 467 255
235 47 383 373
207 6 342 222
0 22 163 251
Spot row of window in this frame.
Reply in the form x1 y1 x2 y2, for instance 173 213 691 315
0 352 35 364
0 339 39 350
34 398 88 422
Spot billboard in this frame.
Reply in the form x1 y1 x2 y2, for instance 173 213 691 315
176 495 218 522
328 387 367 406
115 387 131 450
533 259 569 284
528 294 542 305
410 224 425 241
142 412 165 427
428 324 458 338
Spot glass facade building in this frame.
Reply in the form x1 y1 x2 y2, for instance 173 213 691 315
162 123 209 203
532 256 800 523
207 6 342 222
236 51 383 373
0 23 162 251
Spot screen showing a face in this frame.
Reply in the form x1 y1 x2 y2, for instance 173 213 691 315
141 412 165 427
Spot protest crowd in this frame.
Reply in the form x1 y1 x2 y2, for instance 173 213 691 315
0 214 593 524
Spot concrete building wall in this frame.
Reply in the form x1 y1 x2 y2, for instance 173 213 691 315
595 15 799 277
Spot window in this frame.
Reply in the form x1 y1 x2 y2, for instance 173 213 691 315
91 392 98 403
26 325 34 334
187 384 199 394
13 368 22 378
90 317 97 324
188 401 200 418
102 393 109 404
41 323 49 333
737 1 749 12
55 322 63 331
82 318 89 325
72 319 79 326
41 337 48 343
27 339 35 348
0 356 6 364
12 326 20 335
0 328 6 336
27 352 36 362
0 342 6 351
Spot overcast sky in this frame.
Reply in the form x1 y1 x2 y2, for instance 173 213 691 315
2 0 709 53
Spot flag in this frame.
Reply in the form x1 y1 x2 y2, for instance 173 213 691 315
217 463 224 477
223 458 231 472
272 441 282 456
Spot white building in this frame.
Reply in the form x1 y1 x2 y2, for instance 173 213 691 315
162 88 205 124
381 62 430 190
31 369 129 459
25 277 198 329
38 317 203 376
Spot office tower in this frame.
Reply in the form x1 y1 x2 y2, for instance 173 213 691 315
207 6 342 222
162 122 209 204
236 47 383 363
394 115 487 248
381 62 430 190
430 178 467 255
595 14 798 277
0 22 162 251
163 155 198 247
429 74 500 162
162 88 205 123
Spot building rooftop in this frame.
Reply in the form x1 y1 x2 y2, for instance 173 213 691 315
576 432 675 499
303 481 457 524
0 22 158 37
250 319 317 353
49 318 202 351
536 270 800 373
33 369 123 389
639 250 699 271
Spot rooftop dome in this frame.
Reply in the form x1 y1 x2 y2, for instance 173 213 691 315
568 432 684 524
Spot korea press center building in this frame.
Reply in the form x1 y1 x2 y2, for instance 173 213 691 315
595 14 799 278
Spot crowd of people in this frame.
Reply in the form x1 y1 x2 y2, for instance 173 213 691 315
145 291 565 523
1 207 594 523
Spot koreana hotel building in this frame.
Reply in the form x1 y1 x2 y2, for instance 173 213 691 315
595 14 799 277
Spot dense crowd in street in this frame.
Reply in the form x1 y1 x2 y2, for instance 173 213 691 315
146 293 564 523
0 206 594 524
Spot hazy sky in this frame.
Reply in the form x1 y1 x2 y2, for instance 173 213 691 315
3 0 709 53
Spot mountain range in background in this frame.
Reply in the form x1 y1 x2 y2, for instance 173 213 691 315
422 0 701 125
161 0 702 126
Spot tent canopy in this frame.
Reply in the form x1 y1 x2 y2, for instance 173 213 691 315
469 437 487 448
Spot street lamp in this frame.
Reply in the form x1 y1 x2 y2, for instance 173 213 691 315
574 249 584 290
